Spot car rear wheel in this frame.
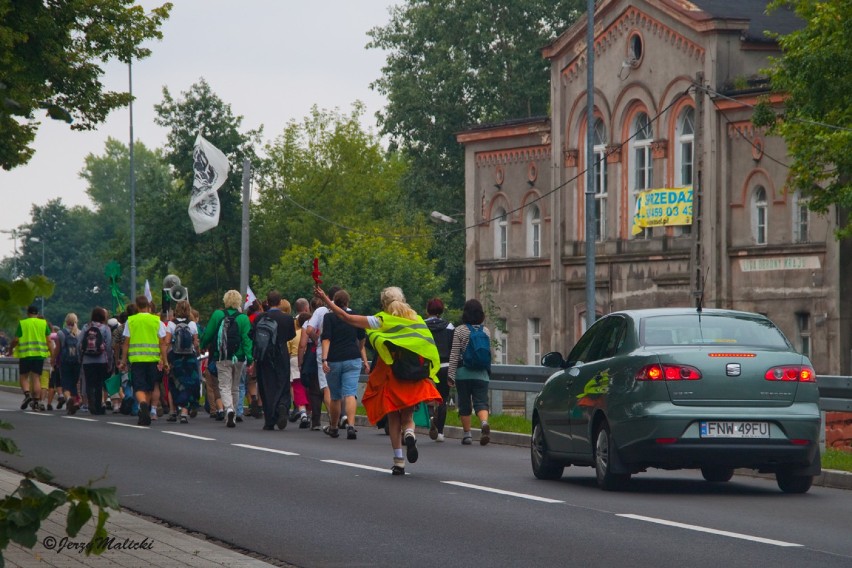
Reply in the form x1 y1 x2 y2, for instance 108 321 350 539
701 467 734 483
776 471 813 494
594 422 630 491
531 422 564 480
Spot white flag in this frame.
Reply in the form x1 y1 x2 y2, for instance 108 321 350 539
144 279 153 302
189 134 230 234
244 285 257 310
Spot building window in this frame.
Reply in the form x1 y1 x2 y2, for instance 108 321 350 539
674 107 694 237
793 193 809 243
527 206 541 258
630 112 653 238
528 318 541 365
797 312 810 358
494 207 508 259
593 118 607 241
753 186 767 245
495 319 508 364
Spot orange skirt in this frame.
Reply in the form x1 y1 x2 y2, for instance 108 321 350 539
362 358 443 425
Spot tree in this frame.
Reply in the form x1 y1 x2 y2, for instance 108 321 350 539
152 79 262 314
0 0 172 170
259 232 447 316
367 0 584 303
756 0 852 236
254 104 410 275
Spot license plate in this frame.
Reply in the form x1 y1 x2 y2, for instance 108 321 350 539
700 421 770 438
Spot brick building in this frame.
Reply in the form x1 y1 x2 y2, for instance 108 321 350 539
457 0 851 374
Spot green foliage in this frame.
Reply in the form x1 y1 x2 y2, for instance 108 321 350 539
822 448 852 472
367 0 585 304
762 0 852 236
0 421 117 561
260 231 447 316
0 0 172 170
0 276 53 330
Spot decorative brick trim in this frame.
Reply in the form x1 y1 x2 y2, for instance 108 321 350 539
606 144 622 164
474 145 551 167
564 148 579 168
562 7 705 84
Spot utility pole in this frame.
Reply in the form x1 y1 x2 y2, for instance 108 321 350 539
239 159 251 304
689 72 705 307
129 60 137 300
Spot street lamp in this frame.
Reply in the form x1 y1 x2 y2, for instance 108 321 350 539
430 210 461 224
29 237 45 314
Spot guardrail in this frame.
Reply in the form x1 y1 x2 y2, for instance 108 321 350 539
2 359 849 416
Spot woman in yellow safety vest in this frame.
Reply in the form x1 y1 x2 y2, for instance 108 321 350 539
314 285 442 475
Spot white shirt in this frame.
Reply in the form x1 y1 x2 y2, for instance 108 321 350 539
166 320 199 336
306 306 330 355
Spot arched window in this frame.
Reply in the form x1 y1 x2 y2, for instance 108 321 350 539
630 112 654 238
526 205 541 257
793 192 809 243
753 186 767 245
674 107 694 236
593 118 607 241
494 207 508 259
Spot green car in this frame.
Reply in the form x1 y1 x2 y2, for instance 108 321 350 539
532 308 821 493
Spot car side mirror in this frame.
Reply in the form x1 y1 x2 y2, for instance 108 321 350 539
541 352 566 368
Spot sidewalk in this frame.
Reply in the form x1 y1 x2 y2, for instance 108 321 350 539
0 468 285 568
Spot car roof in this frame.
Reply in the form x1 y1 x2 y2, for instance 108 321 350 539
606 308 770 322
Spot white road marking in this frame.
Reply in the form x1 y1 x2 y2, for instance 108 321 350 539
322 459 399 474
108 422 149 430
232 443 299 456
441 481 564 503
62 416 97 422
162 431 215 441
23 411 51 416
617 514 803 547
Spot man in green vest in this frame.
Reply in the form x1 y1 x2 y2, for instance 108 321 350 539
119 295 168 426
10 305 52 411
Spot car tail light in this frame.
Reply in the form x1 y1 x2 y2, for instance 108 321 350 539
764 365 816 382
636 364 701 381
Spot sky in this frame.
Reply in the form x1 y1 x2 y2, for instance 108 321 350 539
0 0 398 259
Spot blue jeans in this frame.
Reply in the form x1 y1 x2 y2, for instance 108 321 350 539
326 358 362 401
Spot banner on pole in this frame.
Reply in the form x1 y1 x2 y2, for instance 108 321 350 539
189 134 230 234
631 187 693 235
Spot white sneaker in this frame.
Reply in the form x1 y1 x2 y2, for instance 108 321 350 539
338 415 348 429
436 433 445 442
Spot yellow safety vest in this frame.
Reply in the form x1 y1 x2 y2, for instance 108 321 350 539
366 312 440 382
17 317 50 359
127 313 162 363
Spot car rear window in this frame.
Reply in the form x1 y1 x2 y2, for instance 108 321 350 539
641 314 791 349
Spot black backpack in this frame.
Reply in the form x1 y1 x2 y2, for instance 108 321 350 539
61 329 80 361
81 325 105 357
253 314 279 362
388 342 431 381
426 319 453 363
171 319 195 356
217 312 241 361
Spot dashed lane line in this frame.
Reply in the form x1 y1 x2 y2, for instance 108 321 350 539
617 514 803 547
107 422 149 430
162 431 216 441
22 411 51 416
61 416 97 422
232 443 299 456
441 481 564 503
322 459 399 474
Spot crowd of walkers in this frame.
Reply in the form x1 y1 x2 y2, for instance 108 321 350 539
11 284 494 474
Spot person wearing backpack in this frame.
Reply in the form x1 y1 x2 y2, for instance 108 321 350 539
315 285 442 475
78 307 113 416
252 290 296 431
448 299 493 446
424 298 455 442
166 300 200 424
199 289 254 428
54 313 83 414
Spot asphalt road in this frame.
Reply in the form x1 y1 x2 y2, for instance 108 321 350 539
1 389 851 568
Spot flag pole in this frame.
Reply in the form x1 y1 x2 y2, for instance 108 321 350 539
239 159 251 307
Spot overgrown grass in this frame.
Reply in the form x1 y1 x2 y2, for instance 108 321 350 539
823 448 852 472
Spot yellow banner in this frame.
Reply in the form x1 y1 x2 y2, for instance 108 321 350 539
631 187 693 235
